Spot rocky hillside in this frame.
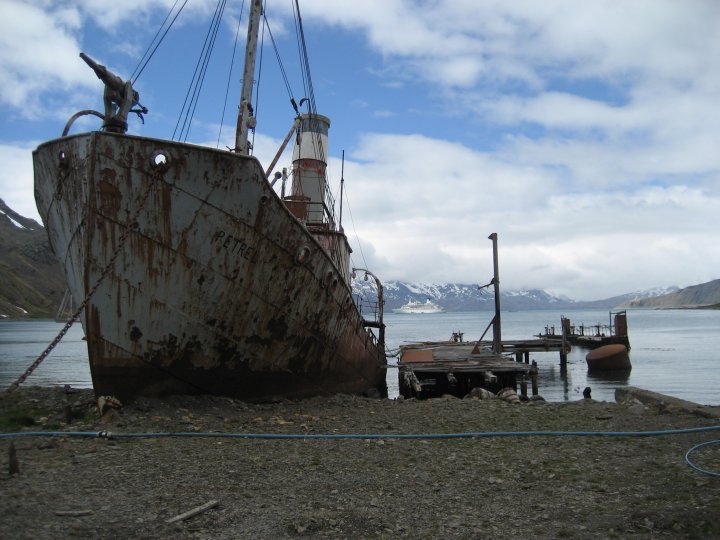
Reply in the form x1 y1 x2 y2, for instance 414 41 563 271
620 279 720 308
0 199 66 318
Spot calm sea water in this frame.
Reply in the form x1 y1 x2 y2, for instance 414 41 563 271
1 309 718 405
0 321 90 389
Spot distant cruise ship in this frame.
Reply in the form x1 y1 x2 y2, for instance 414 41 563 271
393 299 445 314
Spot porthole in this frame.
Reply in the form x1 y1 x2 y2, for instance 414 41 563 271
150 150 170 171
324 270 336 288
295 245 311 264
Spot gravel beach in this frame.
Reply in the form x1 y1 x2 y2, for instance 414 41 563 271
2 386 719 539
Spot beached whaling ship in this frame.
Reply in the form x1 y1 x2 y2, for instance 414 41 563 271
32 1 387 401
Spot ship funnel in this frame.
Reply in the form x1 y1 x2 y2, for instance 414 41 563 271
290 113 331 224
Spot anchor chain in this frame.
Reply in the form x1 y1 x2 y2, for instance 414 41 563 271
2 164 161 397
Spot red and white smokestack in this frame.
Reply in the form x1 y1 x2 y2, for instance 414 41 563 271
291 113 331 224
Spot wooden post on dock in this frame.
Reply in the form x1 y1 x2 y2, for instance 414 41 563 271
488 233 502 354
531 360 539 396
614 311 628 337
560 316 569 374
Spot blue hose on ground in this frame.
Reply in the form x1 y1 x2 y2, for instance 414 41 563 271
2 426 719 476
685 439 720 477
2 425 720 440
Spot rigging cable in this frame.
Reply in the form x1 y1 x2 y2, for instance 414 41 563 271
217 0 246 148
263 11 297 106
343 185 369 271
173 0 228 142
132 0 190 84
187 0 228 141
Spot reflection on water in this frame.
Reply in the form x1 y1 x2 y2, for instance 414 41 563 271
587 370 632 385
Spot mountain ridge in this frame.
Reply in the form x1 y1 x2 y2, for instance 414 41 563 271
354 280 681 312
619 279 720 309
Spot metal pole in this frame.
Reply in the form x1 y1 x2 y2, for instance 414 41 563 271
488 233 501 354
234 0 263 155
560 316 568 372
339 150 345 232
352 268 385 348
265 117 300 178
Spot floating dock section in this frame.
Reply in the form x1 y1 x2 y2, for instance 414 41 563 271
399 342 529 399
538 310 630 350
397 338 567 399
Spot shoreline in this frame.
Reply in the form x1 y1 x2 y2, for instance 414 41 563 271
2 386 720 539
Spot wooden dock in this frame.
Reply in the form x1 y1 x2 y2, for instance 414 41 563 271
538 310 631 350
396 234 574 399
397 337 567 399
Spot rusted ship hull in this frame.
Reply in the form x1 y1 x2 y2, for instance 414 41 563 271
33 131 387 401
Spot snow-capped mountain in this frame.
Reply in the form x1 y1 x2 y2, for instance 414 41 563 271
351 280 681 311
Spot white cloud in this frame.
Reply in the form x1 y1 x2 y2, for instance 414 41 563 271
332 130 720 298
79 0 220 29
0 0 228 114
0 2 88 112
0 143 40 222
296 1 719 89
2 0 719 300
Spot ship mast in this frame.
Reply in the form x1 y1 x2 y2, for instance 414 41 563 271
234 0 263 155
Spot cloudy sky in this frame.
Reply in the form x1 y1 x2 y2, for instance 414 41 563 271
2 0 719 300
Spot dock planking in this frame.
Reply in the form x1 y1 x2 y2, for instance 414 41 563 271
397 340 560 399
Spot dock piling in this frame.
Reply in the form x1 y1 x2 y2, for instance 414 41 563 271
560 316 569 373
488 233 502 354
